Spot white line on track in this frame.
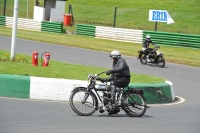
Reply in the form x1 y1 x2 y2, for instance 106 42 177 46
148 96 185 106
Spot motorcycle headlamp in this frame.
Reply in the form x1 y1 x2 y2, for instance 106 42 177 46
87 74 92 80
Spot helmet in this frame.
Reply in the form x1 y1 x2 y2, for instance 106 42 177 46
146 35 151 39
109 50 121 61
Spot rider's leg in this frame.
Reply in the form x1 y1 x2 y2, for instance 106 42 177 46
108 81 119 114
108 78 130 115
111 87 116 104
110 81 116 104
145 48 151 62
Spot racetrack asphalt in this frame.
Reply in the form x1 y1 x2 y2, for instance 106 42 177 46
0 35 200 133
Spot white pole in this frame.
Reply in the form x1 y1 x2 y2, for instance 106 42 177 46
10 0 19 59
27 0 28 18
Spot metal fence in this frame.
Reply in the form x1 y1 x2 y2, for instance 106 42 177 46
0 0 44 19
0 1 150 29
68 4 150 29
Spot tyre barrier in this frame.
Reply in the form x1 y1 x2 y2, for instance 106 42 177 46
0 74 175 104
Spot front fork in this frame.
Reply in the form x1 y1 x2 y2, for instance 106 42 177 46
138 52 142 59
82 85 92 104
82 93 89 104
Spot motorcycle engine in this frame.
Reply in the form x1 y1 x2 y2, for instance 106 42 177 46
103 92 111 99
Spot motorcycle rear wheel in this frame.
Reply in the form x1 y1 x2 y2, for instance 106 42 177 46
69 88 97 116
139 53 147 65
123 93 146 117
157 56 165 68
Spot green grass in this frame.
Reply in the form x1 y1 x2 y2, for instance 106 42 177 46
2 0 199 34
68 0 200 34
0 26 200 67
0 50 165 83
1 1 199 84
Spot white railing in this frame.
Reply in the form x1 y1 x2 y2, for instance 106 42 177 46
95 26 143 44
5 17 41 31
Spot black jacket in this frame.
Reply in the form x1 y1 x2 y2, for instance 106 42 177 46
111 58 130 78
143 39 155 49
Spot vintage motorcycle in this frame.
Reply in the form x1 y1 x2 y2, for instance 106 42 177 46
69 71 150 117
138 45 165 68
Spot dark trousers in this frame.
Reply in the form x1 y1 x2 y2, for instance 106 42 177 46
111 77 130 103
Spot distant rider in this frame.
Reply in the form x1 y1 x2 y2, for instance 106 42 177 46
143 35 155 61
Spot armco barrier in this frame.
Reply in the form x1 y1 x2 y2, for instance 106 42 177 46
76 24 200 49
0 16 63 34
76 24 96 37
5 17 41 31
143 30 200 49
41 21 63 33
0 74 175 104
95 26 143 44
0 16 5 26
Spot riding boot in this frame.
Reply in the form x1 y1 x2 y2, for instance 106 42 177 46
107 82 120 115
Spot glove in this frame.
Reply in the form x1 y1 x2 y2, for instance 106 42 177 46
106 70 113 75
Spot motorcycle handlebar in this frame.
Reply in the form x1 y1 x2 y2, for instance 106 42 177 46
154 45 160 48
96 71 106 76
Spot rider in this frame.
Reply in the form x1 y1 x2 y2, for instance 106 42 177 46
97 50 131 114
143 35 155 61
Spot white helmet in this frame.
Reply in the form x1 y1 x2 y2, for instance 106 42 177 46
109 50 121 61
146 35 151 39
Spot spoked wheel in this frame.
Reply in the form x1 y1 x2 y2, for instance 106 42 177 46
157 56 165 68
123 93 146 117
69 88 97 116
139 53 147 65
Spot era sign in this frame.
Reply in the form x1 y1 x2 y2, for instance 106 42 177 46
149 10 174 24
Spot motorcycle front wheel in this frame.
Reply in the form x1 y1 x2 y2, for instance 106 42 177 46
69 88 97 116
123 93 146 117
157 56 165 68
139 53 147 65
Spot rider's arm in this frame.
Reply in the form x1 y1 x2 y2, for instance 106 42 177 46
112 59 127 73
150 40 155 45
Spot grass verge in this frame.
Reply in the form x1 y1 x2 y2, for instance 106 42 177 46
0 50 165 83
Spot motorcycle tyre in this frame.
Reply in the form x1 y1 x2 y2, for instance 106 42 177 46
139 53 147 65
157 56 165 68
123 93 146 117
69 88 97 116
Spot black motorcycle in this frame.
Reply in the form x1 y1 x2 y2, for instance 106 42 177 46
138 45 165 68
69 71 149 117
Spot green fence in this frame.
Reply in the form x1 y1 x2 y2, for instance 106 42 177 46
76 24 96 37
41 21 63 33
143 30 200 49
0 16 5 26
